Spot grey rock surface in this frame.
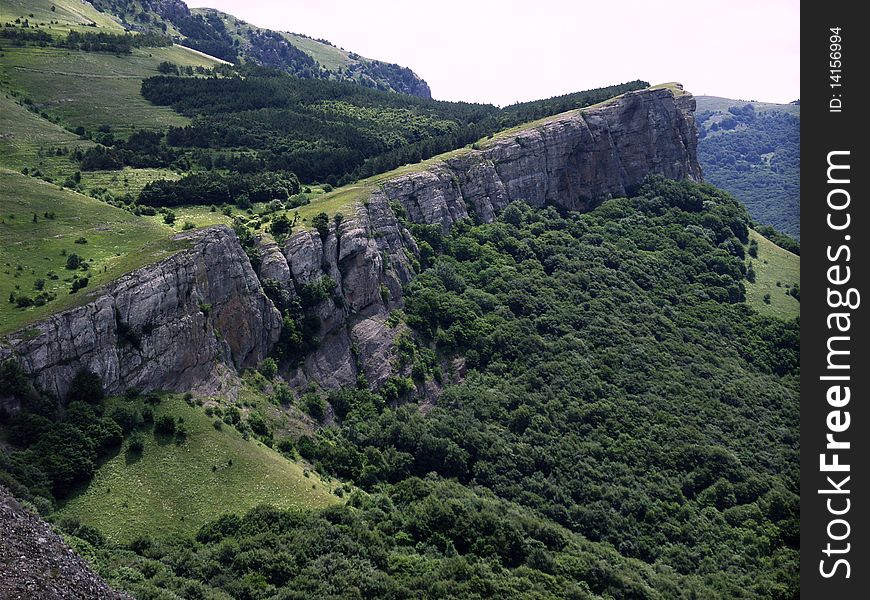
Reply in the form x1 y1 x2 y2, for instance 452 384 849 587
1 87 701 401
382 86 701 231
0 486 131 599
0 226 281 400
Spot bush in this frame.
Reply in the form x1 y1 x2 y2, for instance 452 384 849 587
153 415 176 435
127 432 145 453
258 357 278 380
65 253 82 270
301 392 326 422
66 369 104 405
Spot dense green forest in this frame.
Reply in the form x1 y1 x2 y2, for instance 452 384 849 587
696 102 800 240
119 71 645 192
1 177 798 598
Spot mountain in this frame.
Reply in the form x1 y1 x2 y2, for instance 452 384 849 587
695 96 800 240
1 4 798 596
87 0 433 97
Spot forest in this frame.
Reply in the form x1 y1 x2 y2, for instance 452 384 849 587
1 177 798 599
131 71 647 187
697 104 800 240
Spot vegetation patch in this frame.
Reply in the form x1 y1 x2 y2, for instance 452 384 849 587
0 170 180 334
744 228 800 320
53 394 338 544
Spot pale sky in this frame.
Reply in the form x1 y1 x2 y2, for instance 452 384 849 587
185 0 800 106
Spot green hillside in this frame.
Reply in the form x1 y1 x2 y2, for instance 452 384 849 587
0 169 180 334
695 96 800 241
0 0 124 35
745 229 800 320
55 394 338 544
0 42 221 135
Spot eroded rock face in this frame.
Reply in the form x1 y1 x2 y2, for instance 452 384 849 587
280 193 416 390
1 87 701 401
382 87 702 231
0 226 281 400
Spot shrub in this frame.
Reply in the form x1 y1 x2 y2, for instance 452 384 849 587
301 392 326 422
247 411 269 436
65 253 81 270
66 369 104 404
153 415 176 435
127 432 145 453
311 212 329 240
258 357 278 380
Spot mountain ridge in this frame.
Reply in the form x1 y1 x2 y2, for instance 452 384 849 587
86 0 433 97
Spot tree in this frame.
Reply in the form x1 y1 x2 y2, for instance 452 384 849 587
269 213 292 238
66 369 104 404
157 61 179 75
312 212 329 240
154 415 176 435
65 253 81 270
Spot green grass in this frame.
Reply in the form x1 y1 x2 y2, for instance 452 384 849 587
650 81 690 97
0 0 124 35
695 95 801 116
745 229 800 320
0 169 182 334
282 33 352 72
0 91 93 174
0 42 222 135
54 394 338 544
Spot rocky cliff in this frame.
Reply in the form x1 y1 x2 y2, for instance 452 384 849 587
269 85 702 391
381 85 701 231
0 227 281 400
1 86 700 400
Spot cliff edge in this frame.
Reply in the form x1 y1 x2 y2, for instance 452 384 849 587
1 85 701 399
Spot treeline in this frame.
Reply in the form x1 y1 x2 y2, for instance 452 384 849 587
0 364 121 514
74 478 713 599
135 72 646 184
139 171 300 207
0 26 171 52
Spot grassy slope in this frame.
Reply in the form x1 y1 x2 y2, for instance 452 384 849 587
0 42 222 135
0 0 124 35
0 169 181 334
0 92 94 172
745 228 800 320
55 395 338 544
696 95 800 116
0 92 181 195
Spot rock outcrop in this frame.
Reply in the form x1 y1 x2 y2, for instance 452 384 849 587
1 86 701 400
0 226 281 400
279 192 417 391
381 86 702 231
0 486 131 599
278 86 701 391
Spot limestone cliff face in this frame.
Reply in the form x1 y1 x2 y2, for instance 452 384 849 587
280 86 702 391
1 87 701 400
0 227 281 400
272 192 417 391
382 86 702 230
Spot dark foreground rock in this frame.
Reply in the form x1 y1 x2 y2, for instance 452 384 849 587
0 486 130 599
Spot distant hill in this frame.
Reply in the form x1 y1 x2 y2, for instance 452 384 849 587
87 0 432 97
695 96 800 240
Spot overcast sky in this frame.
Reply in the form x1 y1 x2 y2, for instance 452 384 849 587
186 0 800 106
